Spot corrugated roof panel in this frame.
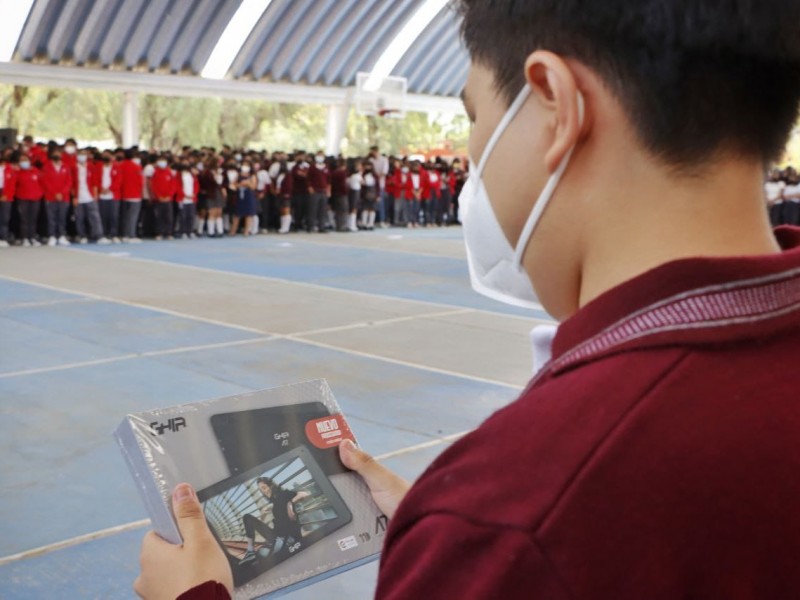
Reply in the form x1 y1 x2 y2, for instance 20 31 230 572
124 2 171 68
270 0 335 82
189 0 243 75
11 0 468 97
72 0 122 65
322 0 414 86
146 0 195 71
98 0 148 67
287 0 360 84
250 0 316 80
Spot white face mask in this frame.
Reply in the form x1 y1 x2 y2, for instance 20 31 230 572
460 86 584 310
157 160 168 169
196 162 204 171
133 158 141 165
315 155 325 164
20 161 31 170
241 167 251 175
77 155 88 164
64 145 76 155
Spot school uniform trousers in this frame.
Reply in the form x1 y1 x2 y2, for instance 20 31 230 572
784 200 800 227
17 199 41 240
99 198 120 238
156 200 174 237
0 196 10 241
75 201 104 240
308 191 328 232
46 200 70 237
121 199 142 239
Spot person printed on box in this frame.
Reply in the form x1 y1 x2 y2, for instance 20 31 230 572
97 151 123 243
15 152 44 247
199 158 226 238
275 161 294 234
361 161 379 231
0 152 16 248
330 158 349 232
177 162 199 239
42 148 73 246
238 477 311 564
307 151 330 233
346 159 363 233
232 162 257 237
120 148 144 243
137 2 800 600
151 157 177 241
72 149 110 245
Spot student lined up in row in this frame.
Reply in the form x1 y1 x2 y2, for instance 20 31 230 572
0 139 469 247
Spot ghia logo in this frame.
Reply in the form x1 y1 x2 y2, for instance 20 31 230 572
150 417 187 435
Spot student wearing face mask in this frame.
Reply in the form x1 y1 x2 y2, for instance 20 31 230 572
406 161 425 228
330 158 349 232
72 150 110 245
0 153 16 247
291 153 310 232
361 162 379 231
390 160 409 227
232 162 257 237
255 161 271 234
346 160 363 233
151 158 177 241
223 161 239 234
138 2 800 599
15 153 44 246
97 152 123 243
274 161 294 234
307 152 331 233
120 149 144 243
177 163 199 239
42 149 73 246
199 159 226 238
425 163 440 227
62 138 78 172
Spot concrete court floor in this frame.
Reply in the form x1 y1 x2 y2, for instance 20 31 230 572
0 227 554 599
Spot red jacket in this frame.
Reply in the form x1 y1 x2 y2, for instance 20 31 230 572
15 167 43 200
120 160 144 199
375 227 800 600
406 170 429 199
177 171 200 203
427 170 441 200
42 162 73 202
1 165 16 200
151 167 177 201
95 162 123 200
72 163 97 200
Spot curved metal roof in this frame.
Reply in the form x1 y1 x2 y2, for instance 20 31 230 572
10 0 470 98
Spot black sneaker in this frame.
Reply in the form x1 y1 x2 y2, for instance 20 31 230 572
239 550 257 564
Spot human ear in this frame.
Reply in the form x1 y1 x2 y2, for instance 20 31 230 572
524 51 585 173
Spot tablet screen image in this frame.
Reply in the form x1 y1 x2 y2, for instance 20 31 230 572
197 446 352 587
211 402 348 476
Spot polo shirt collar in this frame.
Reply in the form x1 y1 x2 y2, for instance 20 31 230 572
537 227 800 379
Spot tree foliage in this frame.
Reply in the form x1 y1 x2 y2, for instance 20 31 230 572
0 85 468 155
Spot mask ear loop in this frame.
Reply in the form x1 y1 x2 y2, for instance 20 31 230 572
513 92 585 268
475 86 532 177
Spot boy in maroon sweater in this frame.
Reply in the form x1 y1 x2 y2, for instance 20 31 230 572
135 2 800 599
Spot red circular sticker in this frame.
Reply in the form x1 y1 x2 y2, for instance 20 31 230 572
305 414 355 449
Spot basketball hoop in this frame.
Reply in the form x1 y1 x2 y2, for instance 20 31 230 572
356 73 407 119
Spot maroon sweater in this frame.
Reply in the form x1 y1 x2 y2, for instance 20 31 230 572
183 228 800 599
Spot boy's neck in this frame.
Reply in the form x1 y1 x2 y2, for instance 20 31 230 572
577 156 781 310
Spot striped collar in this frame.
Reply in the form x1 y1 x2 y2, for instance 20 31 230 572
536 228 800 382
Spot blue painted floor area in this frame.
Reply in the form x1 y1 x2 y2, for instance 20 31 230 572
78 234 548 320
0 232 526 599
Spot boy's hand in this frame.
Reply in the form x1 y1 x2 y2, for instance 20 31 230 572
339 440 411 520
135 484 232 600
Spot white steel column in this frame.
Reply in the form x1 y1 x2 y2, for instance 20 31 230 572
325 102 350 156
122 91 139 147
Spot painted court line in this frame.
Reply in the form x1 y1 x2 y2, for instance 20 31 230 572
0 274 525 388
0 297 97 310
291 307 475 337
261 233 467 260
67 246 547 321
0 337 275 379
0 431 472 566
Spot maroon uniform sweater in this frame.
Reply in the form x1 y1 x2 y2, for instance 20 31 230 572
183 228 800 600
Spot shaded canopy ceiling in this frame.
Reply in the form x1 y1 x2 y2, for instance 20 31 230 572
12 0 470 98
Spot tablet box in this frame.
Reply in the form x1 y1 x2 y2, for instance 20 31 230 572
114 379 385 599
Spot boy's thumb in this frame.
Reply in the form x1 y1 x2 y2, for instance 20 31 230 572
172 483 210 544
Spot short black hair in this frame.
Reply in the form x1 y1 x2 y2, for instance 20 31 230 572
459 0 800 168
